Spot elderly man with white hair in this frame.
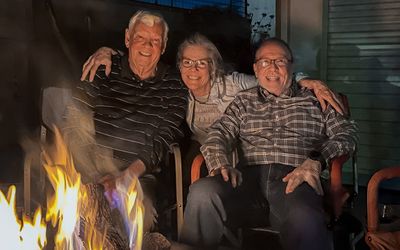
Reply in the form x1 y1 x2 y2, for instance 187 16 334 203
74 10 188 231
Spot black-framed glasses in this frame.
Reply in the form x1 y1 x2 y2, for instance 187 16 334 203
181 58 211 69
255 58 292 68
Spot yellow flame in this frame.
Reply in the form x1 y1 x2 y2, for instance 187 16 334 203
0 126 146 250
0 185 47 250
82 198 107 250
122 177 144 250
43 127 82 249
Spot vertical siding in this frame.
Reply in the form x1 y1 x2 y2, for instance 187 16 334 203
326 0 400 184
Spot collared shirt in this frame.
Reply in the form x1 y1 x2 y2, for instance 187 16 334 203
186 72 310 145
200 83 358 173
74 54 188 173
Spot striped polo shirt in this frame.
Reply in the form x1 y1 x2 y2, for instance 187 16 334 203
74 54 188 173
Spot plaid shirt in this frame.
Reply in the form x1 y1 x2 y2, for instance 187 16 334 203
201 83 358 173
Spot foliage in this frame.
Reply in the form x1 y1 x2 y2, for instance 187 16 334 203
247 11 275 44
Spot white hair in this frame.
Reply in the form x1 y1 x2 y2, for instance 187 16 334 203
128 10 169 52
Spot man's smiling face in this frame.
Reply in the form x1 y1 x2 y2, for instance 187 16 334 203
253 41 293 96
125 21 164 77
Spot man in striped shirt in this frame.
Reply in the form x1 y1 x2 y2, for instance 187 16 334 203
180 38 358 250
74 11 188 220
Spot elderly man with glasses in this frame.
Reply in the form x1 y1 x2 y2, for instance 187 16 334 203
180 38 358 250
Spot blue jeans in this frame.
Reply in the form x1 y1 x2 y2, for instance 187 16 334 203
180 164 333 250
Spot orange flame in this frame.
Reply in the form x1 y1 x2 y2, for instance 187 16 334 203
0 126 146 250
42 127 83 249
0 185 47 249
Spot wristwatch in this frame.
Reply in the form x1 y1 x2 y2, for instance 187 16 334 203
308 150 326 169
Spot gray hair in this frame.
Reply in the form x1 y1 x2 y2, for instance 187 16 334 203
128 10 169 52
177 33 225 83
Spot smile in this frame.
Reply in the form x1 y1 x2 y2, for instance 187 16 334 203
139 51 151 57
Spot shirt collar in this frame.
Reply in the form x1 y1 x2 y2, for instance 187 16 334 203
258 80 300 101
120 54 168 82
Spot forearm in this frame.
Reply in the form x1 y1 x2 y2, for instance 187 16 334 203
230 72 258 90
201 131 233 173
200 104 241 173
320 107 358 161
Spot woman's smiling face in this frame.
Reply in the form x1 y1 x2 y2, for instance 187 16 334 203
179 45 212 97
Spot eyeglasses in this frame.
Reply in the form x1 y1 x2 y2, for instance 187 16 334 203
181 58 211 69
255 58 292 68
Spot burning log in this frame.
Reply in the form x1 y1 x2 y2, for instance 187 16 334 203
79 183 129 249
79 183 171 250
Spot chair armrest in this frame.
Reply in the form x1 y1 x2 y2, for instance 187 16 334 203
329 154 351 219
191 154 205 184
169 143 184 239
367 166 400 233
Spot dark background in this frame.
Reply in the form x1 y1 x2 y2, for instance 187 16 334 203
0 0 253 181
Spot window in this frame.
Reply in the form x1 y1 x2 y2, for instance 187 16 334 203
135 0 246 16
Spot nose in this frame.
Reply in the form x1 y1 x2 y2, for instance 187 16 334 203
189 64 200 71
142 39 153 48
271 60 279 69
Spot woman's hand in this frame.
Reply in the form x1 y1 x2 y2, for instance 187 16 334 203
299 79 345 115
81 47 118 82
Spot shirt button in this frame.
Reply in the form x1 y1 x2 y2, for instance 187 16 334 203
140 83 143 87
275 115 279 119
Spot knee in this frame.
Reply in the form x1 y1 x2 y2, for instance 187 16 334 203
285 206 326 236
186 177 223 204
188 178 217 197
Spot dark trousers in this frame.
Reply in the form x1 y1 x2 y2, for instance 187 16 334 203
180 164 333 250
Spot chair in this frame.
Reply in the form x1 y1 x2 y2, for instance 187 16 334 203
23 87 184 239
23 87 73 214
365 166 400 249
188 93 359 249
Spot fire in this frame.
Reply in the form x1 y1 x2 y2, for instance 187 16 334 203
0 185 46 250
42 127 83 249
0 126 146 250
115 175 144 250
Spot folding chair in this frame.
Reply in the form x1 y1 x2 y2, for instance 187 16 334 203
24 87 73 214
365 166 400 249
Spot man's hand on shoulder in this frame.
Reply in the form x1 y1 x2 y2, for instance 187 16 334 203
81 47 118 82
210 166 242 188
282 158 323 196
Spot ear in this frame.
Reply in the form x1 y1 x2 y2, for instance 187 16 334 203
253 63 258 78
161 38 168 55
125 28 130 48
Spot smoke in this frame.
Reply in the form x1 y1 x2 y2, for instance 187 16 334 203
21 86 156 233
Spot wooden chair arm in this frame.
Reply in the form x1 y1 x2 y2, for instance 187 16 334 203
191 154 205 184
169 143 184 239
329 154 351 219
367 166 400 233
